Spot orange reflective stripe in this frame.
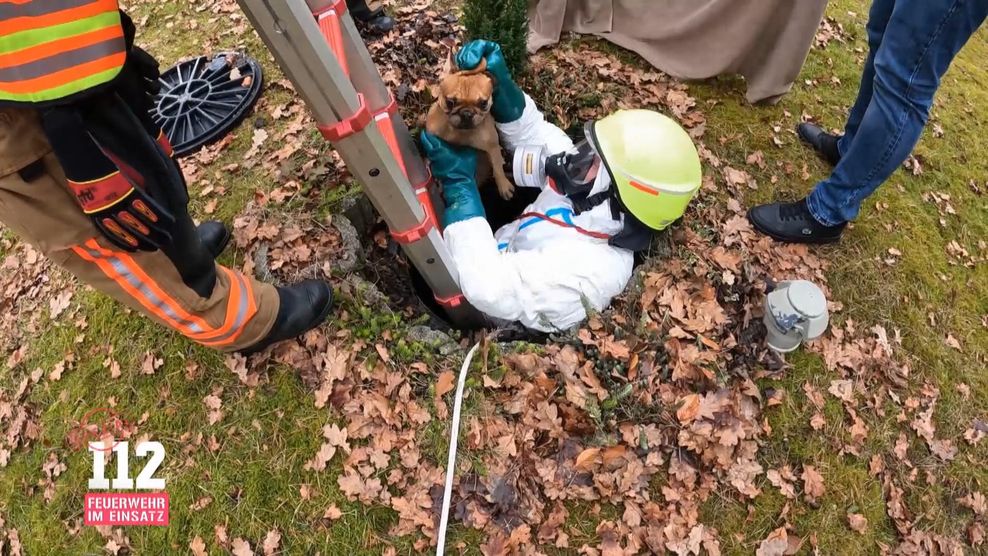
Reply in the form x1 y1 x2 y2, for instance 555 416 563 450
95 240 214 336
73 239 259 347
102 243 258 345
628 179 660 196
230 273 259 345
0 24 122 69
0 51 124 93
198 268 258 347
71 242 196 334
317 9 349 76
0 0 117 37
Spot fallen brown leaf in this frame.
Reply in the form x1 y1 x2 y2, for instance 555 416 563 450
847 513 868 533
756 527 789 556
435 371 455 399
190 535 208 556
262 529 281 555
231 538 254 556
802 465 825 502
324 504 343 521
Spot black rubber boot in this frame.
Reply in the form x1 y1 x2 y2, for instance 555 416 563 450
346 0 395 34
747 198 846 244
196 220 231 259
240 280 334 355
797 123 842 167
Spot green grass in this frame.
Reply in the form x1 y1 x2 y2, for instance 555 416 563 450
1 0 986 554
685 2 988 552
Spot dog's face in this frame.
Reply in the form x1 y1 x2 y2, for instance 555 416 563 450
437 72 494 130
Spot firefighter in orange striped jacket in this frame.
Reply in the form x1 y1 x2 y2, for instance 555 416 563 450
0 0 333 353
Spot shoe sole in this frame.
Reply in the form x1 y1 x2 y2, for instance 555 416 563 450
747 211 842 245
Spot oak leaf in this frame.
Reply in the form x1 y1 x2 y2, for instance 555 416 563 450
676 394 701 423
847 513 868 533
262 529 281 555
756 527 789 556
802 465 825 502
190 536 207 556
231 538 254 556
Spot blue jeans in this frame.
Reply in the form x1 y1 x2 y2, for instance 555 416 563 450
807 0 988 226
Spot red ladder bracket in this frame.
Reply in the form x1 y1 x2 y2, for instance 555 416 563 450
373 94 399 119
311 0 349 19
435 293 466 309
317 93 373 142
411 169 441 239
390 207 435 244
313 0 350 76
390 172 440 244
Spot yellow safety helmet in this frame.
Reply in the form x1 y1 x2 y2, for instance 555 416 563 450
587 110 702 230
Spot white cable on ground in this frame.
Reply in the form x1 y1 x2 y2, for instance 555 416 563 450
436 341 481 556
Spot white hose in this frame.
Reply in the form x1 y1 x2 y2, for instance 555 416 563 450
436 342 481 556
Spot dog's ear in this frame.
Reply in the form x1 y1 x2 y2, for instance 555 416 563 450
484 70 497 88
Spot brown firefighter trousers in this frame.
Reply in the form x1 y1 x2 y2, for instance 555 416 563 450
0 107 278 352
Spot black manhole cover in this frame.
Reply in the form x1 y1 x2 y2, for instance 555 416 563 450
153 52 263 157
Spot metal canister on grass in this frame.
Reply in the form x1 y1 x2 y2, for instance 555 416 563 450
763 280 830 353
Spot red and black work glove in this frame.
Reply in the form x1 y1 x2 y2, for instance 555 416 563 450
41 107 175 252
69 168 175 252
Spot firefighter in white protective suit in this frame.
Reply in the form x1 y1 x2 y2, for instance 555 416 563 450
421 40 703 332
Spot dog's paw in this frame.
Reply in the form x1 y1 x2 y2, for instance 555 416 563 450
498 184 515 200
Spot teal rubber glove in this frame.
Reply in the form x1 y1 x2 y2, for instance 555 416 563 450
456 40 525 124
420 131 486 228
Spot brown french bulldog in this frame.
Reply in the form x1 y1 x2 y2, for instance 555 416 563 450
426 58 514 200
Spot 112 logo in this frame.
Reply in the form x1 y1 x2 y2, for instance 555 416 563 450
88 441 166 490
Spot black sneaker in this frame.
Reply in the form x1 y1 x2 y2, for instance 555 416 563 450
364 14 395 34
747 199 846 244
196 220 231 259
797 123 842 167
347 0 395 34
240 280 334 354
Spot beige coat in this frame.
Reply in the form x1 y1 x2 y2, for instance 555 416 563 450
528 0 829 104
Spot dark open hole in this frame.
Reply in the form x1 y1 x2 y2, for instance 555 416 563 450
407 184 542 331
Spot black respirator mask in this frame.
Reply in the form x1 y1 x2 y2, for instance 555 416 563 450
511 134 655 252
544 140 601 200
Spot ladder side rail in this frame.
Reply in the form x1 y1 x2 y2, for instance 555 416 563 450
236 0 475 322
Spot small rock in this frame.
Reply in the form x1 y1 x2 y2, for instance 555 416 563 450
406 325 458 355
332 215 363 273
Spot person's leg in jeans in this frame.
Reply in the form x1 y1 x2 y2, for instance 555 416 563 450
809 0 988 226
796 0 896 165
749 0 988 242
838 0 897 156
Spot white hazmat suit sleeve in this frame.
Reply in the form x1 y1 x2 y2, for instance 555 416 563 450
496 94 575 162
